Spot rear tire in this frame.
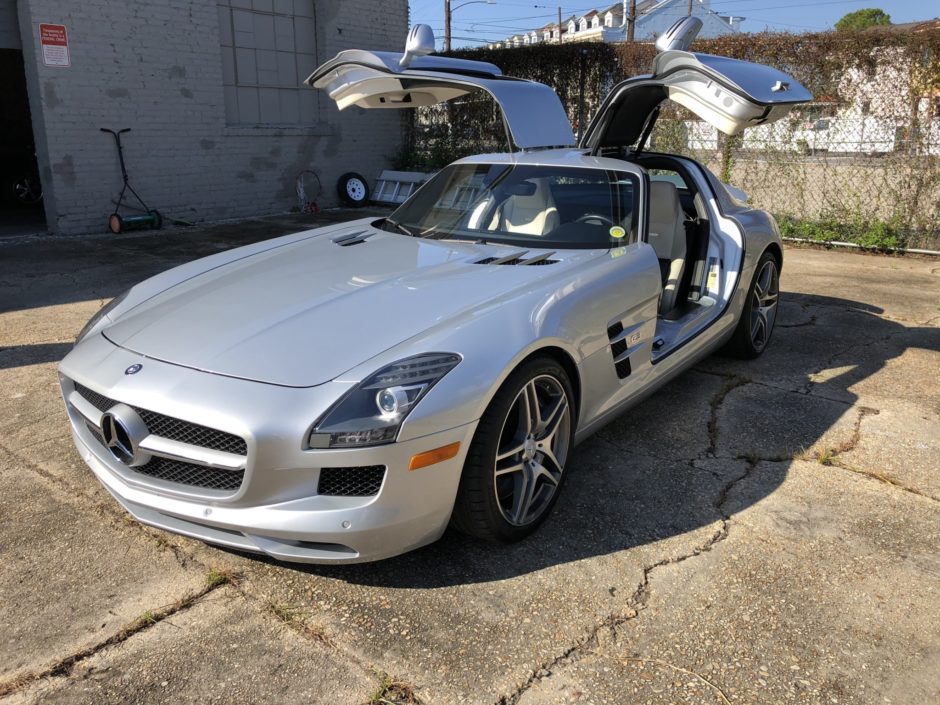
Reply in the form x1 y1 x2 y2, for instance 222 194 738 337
724 250 780 359
451 357 575 542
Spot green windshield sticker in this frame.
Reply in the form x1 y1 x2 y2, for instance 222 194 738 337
609 226 626 239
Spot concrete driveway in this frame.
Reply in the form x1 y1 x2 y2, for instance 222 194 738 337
1 214 938 705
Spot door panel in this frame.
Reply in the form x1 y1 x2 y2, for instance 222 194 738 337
306 50 575 149
582 50 813 148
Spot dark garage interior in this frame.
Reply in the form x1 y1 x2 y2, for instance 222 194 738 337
0 47 45 236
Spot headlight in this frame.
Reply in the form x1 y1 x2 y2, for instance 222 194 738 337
74 289 130 346
307 353 461 449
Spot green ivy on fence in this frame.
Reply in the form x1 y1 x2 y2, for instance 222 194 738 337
398 28 940 249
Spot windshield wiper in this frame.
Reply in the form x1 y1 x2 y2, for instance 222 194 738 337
418 225 451 240
384 217 414 236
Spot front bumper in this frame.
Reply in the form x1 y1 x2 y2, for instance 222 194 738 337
60 336 478 564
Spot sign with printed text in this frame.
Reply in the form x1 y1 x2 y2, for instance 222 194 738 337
39 24 70 67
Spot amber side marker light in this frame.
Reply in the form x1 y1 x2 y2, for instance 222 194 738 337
409 442 461 471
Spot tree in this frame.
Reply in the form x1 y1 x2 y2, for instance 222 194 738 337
835 8 891 31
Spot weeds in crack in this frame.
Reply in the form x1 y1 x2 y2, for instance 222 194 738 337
0 577 230 697
206 568 240 589
827 458 938 501
267 601 333 646
798 406 878 466
367 672 422 705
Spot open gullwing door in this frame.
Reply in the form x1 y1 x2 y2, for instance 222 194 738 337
305 25 575 150
580 18 813 151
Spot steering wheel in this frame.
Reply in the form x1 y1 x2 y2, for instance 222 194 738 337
575 213 614 226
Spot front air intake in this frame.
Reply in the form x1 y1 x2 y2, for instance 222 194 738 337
318 465 387 496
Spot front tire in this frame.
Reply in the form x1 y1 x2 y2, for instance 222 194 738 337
451 357 575 542
724 250 780 358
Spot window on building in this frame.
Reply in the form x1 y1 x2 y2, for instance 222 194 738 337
218 0 319 126
591 16 600 28
578 18 588 31
605 13 614 27
568 21 576 34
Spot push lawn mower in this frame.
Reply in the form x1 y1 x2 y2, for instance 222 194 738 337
101 127 162 233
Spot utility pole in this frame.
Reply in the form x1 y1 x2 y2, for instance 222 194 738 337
687 0 693 16
627 0 636 41
444 0 452 51
557 6 562 43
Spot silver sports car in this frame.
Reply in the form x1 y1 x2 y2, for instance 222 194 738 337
59 19 811 563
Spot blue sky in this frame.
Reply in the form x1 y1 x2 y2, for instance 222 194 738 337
408 0 938 47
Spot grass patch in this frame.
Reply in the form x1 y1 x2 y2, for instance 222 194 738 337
368 672 421 705
205 568 239 589
776 213 910 251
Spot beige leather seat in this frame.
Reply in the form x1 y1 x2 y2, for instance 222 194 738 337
647 180 687 315
490 179 560 236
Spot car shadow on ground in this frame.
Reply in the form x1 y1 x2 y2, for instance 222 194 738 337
258 292 940 587
0 342 73 370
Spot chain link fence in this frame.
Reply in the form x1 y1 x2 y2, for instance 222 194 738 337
399 29 940 249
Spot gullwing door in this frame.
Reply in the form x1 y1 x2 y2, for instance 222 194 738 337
305 25 576 150
581 18 813 151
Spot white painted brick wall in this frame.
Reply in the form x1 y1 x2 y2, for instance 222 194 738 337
16 0 409 234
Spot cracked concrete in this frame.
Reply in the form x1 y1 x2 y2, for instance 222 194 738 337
1 218 938 705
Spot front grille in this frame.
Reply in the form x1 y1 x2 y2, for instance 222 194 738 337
75 383 113 413
135 409 247 455
84 419 105 445
72 380 248 494
318 466 386 497
133 458 244 491
74 382 247 455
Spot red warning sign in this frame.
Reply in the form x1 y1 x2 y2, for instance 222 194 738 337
40 23 70 67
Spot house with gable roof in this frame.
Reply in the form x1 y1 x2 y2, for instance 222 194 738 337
496 0 740 47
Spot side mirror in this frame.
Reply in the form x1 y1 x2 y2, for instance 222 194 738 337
655 17 702 53
400 24 435 67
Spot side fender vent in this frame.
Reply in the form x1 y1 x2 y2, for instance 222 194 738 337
606 321 633 379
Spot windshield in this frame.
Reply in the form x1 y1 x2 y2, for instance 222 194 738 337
387 163 640 249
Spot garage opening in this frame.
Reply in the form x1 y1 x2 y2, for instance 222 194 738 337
0 47 46 236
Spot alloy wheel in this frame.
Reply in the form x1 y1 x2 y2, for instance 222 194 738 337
750 259 779 351
493 374 571 526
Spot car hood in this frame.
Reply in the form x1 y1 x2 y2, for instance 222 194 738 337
104 227 587 387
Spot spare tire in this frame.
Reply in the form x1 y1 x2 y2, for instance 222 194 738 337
337 172 369 207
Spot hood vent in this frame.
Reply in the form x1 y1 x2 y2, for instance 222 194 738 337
332 230 373 247
474 251 558 266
